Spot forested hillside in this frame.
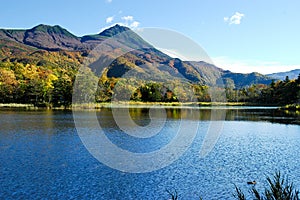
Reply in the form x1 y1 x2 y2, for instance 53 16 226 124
1 24 297 108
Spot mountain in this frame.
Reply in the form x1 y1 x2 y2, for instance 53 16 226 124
267 69 300 80
23 24 82 51
222 72 273 88
0 24 82 51
0 24 152 52
0 24 273 88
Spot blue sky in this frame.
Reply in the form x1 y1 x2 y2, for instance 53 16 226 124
0 0 299 74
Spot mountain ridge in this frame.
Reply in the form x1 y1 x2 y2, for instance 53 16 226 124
0 24 274 88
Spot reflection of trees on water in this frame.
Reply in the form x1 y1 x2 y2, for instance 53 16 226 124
96 107 300 127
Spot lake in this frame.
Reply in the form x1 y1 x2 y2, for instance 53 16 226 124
0 107 300 199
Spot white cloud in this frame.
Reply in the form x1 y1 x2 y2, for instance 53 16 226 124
105 16 114 24
224 12 245 25
212 56 299 74
100 15 141 32
121 16 134 22
106 0 112 3
120 16 140 29
130 21 140 29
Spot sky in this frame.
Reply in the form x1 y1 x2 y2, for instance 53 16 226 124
0 0 299 74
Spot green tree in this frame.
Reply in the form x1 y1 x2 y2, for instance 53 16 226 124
72 67 99 104
140 82 163 102
52 74 73 108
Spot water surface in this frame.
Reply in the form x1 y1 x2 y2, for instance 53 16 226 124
0 108 299 199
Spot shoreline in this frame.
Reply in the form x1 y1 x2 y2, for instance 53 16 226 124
0 102 281 110
0 103 36 109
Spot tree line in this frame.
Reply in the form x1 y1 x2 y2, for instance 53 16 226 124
224 75 300 105
0 61 75 108
0 60 299 107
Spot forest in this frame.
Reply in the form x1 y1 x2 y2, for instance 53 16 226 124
0 60 299 108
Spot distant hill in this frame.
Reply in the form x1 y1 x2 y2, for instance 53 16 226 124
0 24 273 88
267 69 300 80
222 72 273 88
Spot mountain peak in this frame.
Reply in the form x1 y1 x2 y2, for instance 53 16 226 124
99 24 131 37
97 24 153 50
29 24 77 38
21 24 80 51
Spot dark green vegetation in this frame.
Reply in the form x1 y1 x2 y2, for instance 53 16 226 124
0 24 298 108
234 172 299 200
224 75 300 106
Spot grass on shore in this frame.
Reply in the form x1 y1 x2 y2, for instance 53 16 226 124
0 101 268 110
0 103 35 108
71 101 249 110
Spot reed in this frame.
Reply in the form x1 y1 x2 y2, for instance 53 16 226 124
234 171 299 200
